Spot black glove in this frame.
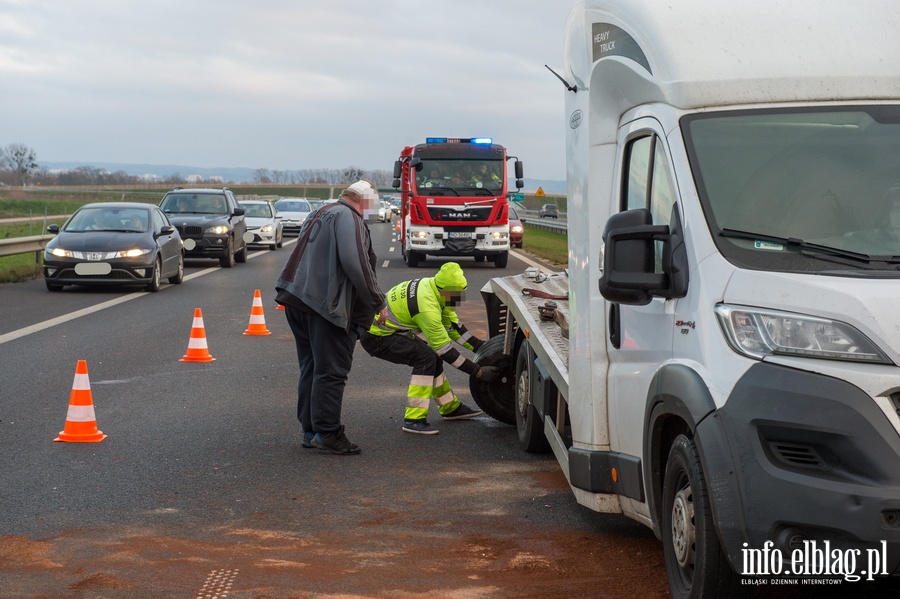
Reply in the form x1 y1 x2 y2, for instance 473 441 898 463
477 366 501 383
469 337 485 351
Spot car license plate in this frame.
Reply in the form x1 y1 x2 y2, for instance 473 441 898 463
447 232 473 239
75 262 112 276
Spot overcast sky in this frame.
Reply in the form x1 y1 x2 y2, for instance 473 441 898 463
0 1 574 181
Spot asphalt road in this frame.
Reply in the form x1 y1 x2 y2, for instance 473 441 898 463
2 222 893 598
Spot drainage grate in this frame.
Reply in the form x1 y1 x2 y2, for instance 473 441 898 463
196 569 239 599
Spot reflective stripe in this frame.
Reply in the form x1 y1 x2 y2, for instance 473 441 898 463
450 355 466 368
188 337 209 349
72 373 91 391
434 341 453 356
458 331 473 343
406 396 429 410
65 404 97 422
410 374 433 387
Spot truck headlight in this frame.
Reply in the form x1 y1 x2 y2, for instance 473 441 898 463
715 304 891 364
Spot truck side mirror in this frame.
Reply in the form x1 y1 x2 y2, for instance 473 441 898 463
410 157 423 172
516 179 524 189
392 160 402 179
599 207 688 305
392 178 401 189
514 160 524 180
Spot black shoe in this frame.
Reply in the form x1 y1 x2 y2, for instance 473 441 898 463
442 403 483 420
402 419 439 435
313 426 361 455
301 431 316 449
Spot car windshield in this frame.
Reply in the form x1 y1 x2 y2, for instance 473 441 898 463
240 203 273 218
161 193 228 215
684 106 900 271
275 200 311 213
307 200 326 210
65 208 149 232
415 159 503 195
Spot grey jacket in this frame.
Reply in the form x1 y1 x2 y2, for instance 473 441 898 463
275 199 386 331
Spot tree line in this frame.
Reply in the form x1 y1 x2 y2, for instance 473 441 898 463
0 143 391 187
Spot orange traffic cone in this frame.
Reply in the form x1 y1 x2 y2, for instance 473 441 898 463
244 289 271 335
394 219 401 231
55 360 107 443
276 303 285 310
180 308 216 362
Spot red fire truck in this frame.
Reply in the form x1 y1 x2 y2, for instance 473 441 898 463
392 137 524 268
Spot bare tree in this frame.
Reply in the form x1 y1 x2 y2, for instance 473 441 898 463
1 143 38 186
253 168 272 184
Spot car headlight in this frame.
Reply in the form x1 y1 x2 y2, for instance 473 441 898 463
510 225 523 233
48 247 73 258
260 224 273 233
114 248 151 258
715 304 891 364
206 225 229 235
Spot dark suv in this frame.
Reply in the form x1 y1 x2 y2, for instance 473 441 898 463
539 203 559 219
160 188 248 267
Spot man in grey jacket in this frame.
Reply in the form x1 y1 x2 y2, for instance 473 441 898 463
275 181 387 455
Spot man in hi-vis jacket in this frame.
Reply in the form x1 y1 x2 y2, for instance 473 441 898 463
359 261 500 435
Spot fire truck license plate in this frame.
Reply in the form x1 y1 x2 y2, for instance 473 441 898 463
447 232 473 239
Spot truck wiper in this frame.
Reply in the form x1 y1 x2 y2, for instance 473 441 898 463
719 228 873 263
464 198 499 207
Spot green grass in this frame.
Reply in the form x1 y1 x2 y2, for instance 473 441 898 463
521 224 567 266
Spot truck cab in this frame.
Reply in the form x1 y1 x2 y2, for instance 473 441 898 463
472 1 900 596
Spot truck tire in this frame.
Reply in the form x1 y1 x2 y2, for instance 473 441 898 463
468 334 515 424
406 250 421 267
494 251 509 268
515 342 550 453
662 434 740 599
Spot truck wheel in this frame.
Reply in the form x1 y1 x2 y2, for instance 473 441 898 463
514 343 550 453
494 251 509 268
474 255 486 263
662 434 739 599
468 334 515 424
406 250 421 267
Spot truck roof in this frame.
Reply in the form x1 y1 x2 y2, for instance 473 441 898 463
567 0 900 110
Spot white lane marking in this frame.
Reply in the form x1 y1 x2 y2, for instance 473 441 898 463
382 260 390 268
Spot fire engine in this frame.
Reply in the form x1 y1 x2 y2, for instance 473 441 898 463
392 137 524 268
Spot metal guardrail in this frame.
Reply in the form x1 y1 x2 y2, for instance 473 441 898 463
0 235 54 258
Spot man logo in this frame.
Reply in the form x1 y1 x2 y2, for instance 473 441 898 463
570 109 583 129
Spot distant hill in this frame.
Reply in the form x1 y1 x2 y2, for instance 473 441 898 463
38 161 566 195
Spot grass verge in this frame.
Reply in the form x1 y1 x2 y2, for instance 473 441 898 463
520 224 567 267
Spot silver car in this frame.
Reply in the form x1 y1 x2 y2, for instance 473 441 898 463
273 198 313 235
239 200 283 250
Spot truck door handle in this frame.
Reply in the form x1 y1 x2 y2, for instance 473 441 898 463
609 304 621 349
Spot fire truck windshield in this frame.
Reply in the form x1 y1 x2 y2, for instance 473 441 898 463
415 160 503 196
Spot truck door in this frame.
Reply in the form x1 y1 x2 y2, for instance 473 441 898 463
607 118 680 516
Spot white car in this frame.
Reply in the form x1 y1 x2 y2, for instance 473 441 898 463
239 200 283 250
273 198 313 235
376 201 393 223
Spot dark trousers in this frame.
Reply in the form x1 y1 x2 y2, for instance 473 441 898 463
359 331 443 377
284 305 357 435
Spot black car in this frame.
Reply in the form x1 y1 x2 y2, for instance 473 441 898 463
43 202 184 292
539 203 559 218
159 187 248 267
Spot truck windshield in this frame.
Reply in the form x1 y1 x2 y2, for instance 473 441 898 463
415 159 503 196
683 106 900 272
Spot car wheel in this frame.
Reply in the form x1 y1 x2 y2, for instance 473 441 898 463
145 256 162 292
662 434 740 599
275 229 283 249
514 343 550 453
235 238 248 263
169 252 184 284
220 239 235 268
468 334 515 424
45 279 63 292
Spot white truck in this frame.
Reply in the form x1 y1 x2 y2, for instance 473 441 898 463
469 1 900 596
